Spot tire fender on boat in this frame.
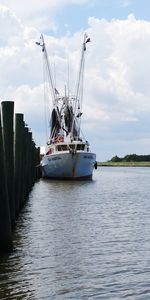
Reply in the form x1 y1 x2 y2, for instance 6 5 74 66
94 161 97 169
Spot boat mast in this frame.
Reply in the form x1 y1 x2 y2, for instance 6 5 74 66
71 33 90 138
36 34 56 106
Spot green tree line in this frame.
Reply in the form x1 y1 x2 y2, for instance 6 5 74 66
110 154 150 162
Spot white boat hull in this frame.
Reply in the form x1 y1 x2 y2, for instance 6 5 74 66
41 152 96 179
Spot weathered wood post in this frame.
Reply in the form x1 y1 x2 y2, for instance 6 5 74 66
36 147 41 179
28 132 33 194
14 113 24 218
1 101 15 227
0 100 41 254
19 122 27 209
0 110 12 253
20 128 33 207
23 127 29 201
31 141 37 185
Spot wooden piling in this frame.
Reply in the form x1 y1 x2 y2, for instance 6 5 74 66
23 127 29 201
0 100 40 253
0 111 12 253
22 125 30 207
36 147 41 179
14 113 24 218
1 101 15 227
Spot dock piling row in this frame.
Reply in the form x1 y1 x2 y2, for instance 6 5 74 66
0 101 41 253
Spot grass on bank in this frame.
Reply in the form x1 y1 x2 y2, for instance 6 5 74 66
97 161 150 167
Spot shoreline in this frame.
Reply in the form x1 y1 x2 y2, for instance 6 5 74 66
97 162 150 167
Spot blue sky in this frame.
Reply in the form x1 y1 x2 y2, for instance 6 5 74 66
53 0 150 36
1 0 150 160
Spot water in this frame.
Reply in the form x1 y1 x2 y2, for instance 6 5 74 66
1 167 150 299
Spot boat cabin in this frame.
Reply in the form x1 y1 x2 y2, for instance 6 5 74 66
46 142 89 155
56 143 85 151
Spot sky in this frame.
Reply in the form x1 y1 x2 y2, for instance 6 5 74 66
0 0 150 161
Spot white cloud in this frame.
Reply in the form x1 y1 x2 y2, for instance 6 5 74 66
28 16 58 33
121 0 135 7
87 15 150 115
1 0 92 23
1 7 150 159
0 0 94 32
0 5 22 45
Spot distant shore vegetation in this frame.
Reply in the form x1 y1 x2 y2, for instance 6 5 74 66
109 154 150 162
98 154 150 167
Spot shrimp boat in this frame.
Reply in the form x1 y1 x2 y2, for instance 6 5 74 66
37 34 97 179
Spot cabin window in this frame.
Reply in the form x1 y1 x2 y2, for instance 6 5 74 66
69 144 84 150
56 144 85 151
68 144 85 151
57 145 68 151
76 144 85 150
69 144 75 150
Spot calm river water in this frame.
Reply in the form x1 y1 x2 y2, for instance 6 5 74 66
1 167 150 299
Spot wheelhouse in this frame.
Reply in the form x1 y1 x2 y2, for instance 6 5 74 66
46 141 90 155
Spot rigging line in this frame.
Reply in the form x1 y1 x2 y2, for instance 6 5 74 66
75 35 86 102
80 126 86 141
78 57 85 135
41 35 56 105
44 53 55 105
50 125 57 140
43 56 49 143
79 53 85 112
67 55 70 98
71 36 86 135
53 52 56 90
